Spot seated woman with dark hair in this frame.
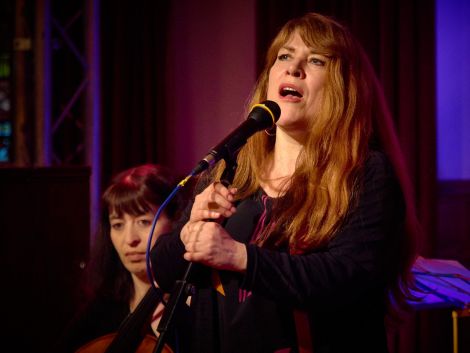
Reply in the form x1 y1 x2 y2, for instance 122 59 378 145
56 164 189 353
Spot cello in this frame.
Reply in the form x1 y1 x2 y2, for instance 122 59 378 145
76 286 173 353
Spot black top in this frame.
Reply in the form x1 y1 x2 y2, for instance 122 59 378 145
152 151 405 353
54 295 137 353
54 289 188 353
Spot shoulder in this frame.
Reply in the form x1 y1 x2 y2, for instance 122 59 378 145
55 297 128 353
70 296 129 332
364 150 393 175
359 150 404 208
361 150 398 187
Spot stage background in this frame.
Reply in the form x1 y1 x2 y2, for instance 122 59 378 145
0 0 468 352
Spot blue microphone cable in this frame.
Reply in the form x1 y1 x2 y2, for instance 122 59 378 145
145 172 195 290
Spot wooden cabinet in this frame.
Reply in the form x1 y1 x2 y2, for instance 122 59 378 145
0 167 90 353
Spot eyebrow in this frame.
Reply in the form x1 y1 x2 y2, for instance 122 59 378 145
281 45 319 55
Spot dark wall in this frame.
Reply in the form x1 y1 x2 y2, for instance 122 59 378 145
437 180 470 268
0 167 90 353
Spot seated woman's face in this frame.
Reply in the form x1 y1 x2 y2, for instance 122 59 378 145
109 210 172 280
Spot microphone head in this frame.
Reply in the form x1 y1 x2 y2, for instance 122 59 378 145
249 100 281 129
260 100 281 122
190 100 281 176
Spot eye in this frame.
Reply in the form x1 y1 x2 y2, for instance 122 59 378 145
110 222 123 230
309 57 326 66
138 218 153 227
277 53 290 61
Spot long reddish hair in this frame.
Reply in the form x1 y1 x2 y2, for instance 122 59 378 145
213 12 418 312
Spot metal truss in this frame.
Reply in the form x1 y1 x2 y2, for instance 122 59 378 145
34 0 102 236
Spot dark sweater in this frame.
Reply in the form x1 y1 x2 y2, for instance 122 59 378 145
55 289 187 353
152 151 405 353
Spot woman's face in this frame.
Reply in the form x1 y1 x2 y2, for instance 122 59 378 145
267 31 329 138
109 210 172 281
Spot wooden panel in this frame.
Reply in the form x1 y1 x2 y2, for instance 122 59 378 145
436 180 470 268
0 167 90 353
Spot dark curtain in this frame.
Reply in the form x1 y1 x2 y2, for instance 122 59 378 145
100 0 170 186
256 1 437 352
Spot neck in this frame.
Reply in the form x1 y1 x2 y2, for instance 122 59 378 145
272 129 304 176
261 129 304 196
130 274 152 312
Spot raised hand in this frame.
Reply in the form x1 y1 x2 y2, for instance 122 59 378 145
180 182 247 272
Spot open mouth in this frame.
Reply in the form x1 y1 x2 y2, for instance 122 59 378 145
280 86 303 98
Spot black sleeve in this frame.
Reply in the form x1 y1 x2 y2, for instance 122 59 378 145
53 299 128 353
151 202 193 292
151 175 220 291
241 151 405 309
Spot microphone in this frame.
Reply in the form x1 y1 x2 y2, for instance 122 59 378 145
191 100 281 176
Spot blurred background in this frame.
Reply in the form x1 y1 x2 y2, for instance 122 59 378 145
0 0 468 352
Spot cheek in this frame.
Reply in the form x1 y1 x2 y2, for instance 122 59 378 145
110 231 117 245
267 68 279 98
110 233 123 255
307 80 326 108
266 80 275 98
151 218 172 244
311 87 324 104
305 93 323 119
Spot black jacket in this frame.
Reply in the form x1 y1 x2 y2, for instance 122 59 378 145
152 151 405 353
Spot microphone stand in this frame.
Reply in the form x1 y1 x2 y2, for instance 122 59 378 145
153 157 238 353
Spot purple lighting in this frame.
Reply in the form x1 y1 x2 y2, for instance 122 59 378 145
437 0 470 180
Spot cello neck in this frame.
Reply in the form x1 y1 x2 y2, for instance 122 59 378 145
104 286 163 353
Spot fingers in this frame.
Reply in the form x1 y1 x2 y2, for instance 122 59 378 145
212 181 237 201
180 221 247 272
191 182 237 221
207 182 237 211
181 221 225 263
181 221 215 259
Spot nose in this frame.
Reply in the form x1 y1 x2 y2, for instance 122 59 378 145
287 61 305 79
123 223 141 246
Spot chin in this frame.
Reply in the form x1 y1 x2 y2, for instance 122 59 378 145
126 264 145 275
